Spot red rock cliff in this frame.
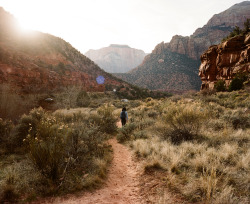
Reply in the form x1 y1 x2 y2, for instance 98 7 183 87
199 34 250 90
163 1 250 60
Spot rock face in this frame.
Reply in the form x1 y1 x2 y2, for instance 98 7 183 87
0 7 125 93
116 1 250 92
85 45 147 73
165 1 250 60
199 34 250 90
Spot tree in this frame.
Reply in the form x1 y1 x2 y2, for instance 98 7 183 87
243 18 250 34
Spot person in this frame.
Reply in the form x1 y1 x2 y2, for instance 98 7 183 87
120 107 128 126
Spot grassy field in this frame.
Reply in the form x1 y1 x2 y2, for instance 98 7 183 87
0 87 249 203
121 91 249 203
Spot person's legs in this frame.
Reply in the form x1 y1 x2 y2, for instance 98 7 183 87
121 118 126 126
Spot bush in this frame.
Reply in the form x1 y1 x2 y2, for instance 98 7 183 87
132 130 148 140
76 90 91 107
164 105 206 144
24 115 69 183
97 105 117 134
214 80 226 92
14 108 46 148
117 123 137 143
0 118 13 143
228 73 248 91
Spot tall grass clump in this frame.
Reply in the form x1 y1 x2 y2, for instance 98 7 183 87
163 103 207 144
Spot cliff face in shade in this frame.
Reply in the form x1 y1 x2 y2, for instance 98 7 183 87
199 34 250 90
0 7 124 93
85 45 147 73
165 1 250 60
115 1 250 92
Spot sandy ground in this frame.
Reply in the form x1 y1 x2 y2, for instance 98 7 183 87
40 122 143 204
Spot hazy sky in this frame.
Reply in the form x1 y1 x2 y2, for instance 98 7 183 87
0 0 246 53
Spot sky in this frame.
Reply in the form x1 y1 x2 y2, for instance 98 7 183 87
0 0 247 54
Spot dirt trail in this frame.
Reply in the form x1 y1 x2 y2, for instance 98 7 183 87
46 125 143 203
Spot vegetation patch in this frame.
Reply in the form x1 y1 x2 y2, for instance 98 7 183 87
0 105 116 202
129 91 249 203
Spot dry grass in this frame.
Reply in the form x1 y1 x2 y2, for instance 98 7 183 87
130 91 250 203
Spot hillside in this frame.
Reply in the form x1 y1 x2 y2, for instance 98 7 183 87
115 1 250 92
0 7 126 93
114 48 201 92
85 44 147 73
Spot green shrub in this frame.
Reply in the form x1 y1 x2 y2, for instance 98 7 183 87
228 73 248 91
214 80 226 92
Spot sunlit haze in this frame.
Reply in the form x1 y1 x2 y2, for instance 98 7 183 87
0 0 246 54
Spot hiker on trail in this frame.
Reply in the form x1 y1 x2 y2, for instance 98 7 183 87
120 107 128 126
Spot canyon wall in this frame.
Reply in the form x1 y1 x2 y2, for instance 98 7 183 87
199 34 250 90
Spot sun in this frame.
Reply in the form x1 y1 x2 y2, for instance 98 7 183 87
16 17 37 34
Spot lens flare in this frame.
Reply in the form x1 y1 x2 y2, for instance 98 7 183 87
96 75 105 84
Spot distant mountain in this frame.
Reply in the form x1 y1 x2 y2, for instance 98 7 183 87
114 1 250 92
114 47 201 92
85 44 147 73
0 7 127 93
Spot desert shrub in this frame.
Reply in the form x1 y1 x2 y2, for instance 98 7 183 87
137 118 155 130
147 110 158 119
22 108 110 190
117 123 137 143
228 73 248 91
97 105 117 134
14 107 46 148
214 79 226 92
0 118 13 143
24 115 70 183
222 109 250 129
163 105 207 144
76 90 91 107
129 100 141 108
132 130 148 140
0 168 19 202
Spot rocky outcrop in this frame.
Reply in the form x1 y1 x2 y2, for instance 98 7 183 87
163 1 250 60
85 44 147 73
199 34 250 90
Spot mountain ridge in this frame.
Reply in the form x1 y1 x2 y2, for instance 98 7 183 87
85 44 147 73
0 7 127 93
115 1 250 92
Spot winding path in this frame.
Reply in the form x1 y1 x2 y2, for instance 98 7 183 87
47 138 143 204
